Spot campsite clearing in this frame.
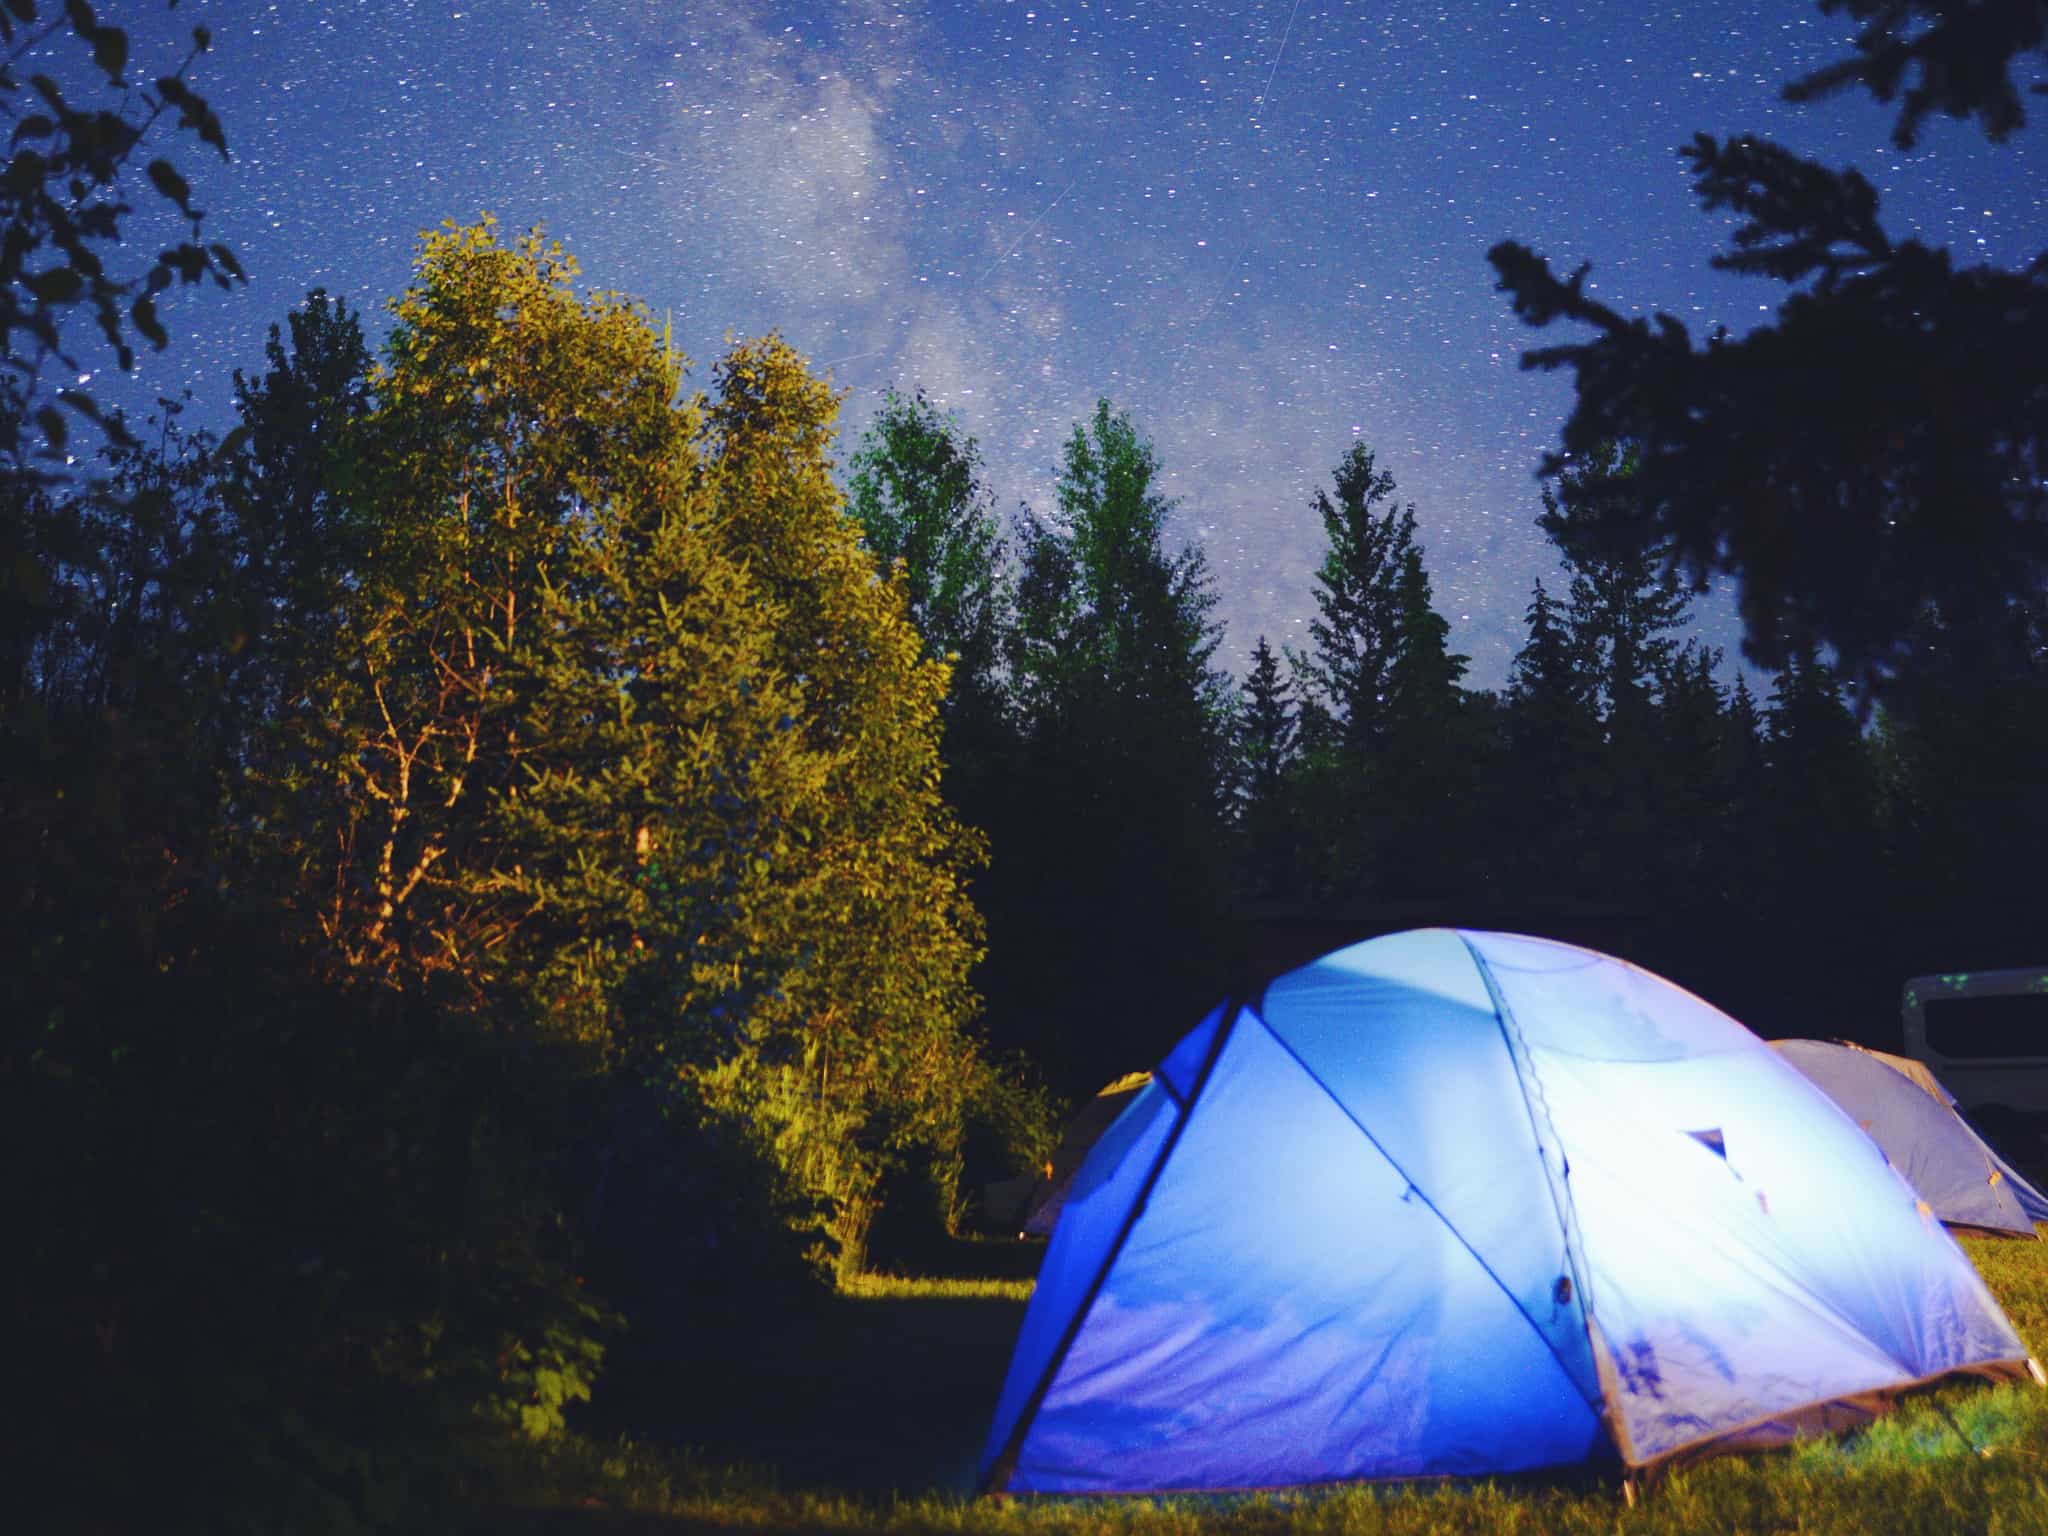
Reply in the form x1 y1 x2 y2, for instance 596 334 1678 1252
482 1228 2048 1534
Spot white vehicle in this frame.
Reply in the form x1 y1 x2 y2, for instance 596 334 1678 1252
1901 968 2048 1114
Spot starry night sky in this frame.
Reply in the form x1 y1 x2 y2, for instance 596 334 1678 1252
91 1 2046 686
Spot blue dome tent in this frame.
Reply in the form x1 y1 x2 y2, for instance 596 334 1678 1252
981 931 2040 1495
1773 1038 2048 1238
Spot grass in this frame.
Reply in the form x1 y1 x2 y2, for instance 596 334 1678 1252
470 1232 2048 1534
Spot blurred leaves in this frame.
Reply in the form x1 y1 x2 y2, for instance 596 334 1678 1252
1 2 239 473
1489 16 2048 692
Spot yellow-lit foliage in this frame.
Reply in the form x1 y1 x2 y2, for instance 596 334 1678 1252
699 336 989 1272
277 215 708 1001
273 219 987 1274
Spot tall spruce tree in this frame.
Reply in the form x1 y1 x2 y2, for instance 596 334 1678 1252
1000 400 1235 1088
1377 519 1479 898
1647 640 1731 914
1756 643 1888 1025
1541 445 1692 735
1500 578 1602 904
1238 634 1299 807
1505 580 1595 729
842 387 1016 892
1290 441 1471 901
844 388 1010 722
1292 442 1410 754
1234 634 1300 900
1536 445 1697 911
1725 671 1766 773
1709 669 1775 989
1386 537 1471 733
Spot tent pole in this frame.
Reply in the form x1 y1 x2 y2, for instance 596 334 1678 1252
979 1001 1243 1496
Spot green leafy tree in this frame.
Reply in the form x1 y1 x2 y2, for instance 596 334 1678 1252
239 220 794 1467
263 220 697 1003
697 335 990 1272
841 386 1074 1238
265 224 989 1273
1488 0 2048 690
0 378 593 1527
484 386 838 1305
1 405 246 1053
452 367 824 1066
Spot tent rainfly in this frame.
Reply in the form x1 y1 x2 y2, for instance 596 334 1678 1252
1772 1039 2048 1238
981 930 2043 1495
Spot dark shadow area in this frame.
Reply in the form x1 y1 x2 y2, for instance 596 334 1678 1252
580 1268 1032 1500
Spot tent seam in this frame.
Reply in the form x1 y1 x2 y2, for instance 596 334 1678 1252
980 1000 1242 1495
1456 934 1610 1428
1248 1011 1606 1423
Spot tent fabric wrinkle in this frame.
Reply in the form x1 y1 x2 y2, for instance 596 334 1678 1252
982 1077 1178 1476
1012 1012 1604 1492
1250 1011 1605 1423
981 929 2039 1495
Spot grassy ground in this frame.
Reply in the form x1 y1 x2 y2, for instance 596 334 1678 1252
472 1232 2048 1534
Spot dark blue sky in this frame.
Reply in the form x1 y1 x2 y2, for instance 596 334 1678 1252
96 1 2046 686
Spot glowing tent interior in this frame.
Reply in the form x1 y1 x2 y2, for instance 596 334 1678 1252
981 930 2041 1495
1772 1038 2048 1238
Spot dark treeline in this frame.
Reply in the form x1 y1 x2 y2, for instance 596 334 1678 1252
6 1 2046 1529
844 410 2048 1092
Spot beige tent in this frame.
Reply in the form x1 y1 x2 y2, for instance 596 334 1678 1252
1772 1038 2048 1237
1021 1071 1153 1237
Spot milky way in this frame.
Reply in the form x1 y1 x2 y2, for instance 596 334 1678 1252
93 1 2045 685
